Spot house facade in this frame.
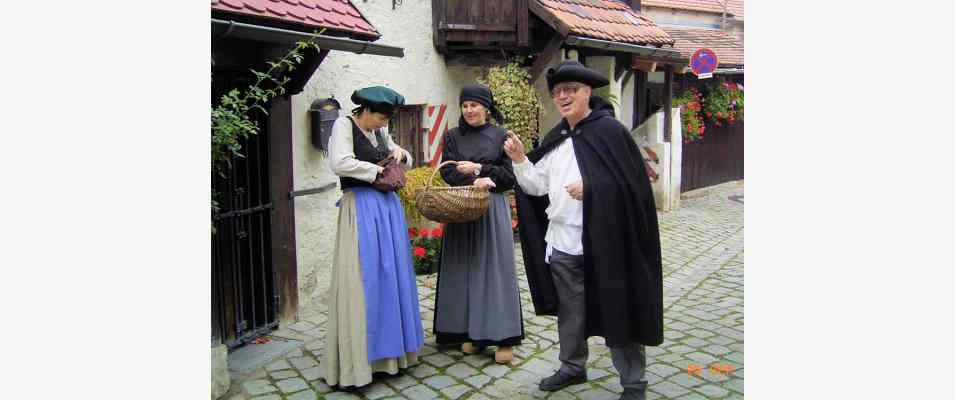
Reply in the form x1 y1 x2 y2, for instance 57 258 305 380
289 1 487 311
291 0 686 311
639 0 745 192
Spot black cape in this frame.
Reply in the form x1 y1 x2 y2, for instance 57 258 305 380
515 97 664 347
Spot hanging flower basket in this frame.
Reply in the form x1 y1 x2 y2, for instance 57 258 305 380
674 87 706 142
675 82 744 143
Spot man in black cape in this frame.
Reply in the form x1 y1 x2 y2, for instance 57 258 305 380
503 60 662 400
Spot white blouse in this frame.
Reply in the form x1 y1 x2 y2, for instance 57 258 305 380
327 116 412 182
512 137 584 263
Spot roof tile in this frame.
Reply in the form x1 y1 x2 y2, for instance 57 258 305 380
211 0 380 39
659 25 743 66
264 2 288 17
534 0 674 46
220 0 245 9
642 0 743 20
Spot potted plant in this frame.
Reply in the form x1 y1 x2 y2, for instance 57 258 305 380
409 225 444 275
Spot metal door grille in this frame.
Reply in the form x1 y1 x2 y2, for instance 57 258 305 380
212 110 278 348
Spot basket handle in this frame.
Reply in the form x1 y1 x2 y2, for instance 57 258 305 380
428 161 458 189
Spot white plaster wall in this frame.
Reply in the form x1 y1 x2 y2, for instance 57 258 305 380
620 71 635 131
289 0 482 308
631 108 681 211
648 70 665 84
533 52 568 136
668 107 682 209
643 6 724 29
586 56 622 119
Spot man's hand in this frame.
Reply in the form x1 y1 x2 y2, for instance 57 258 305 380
455 161 481 175
565 180 584 201
503 130 527 163
473 177 496 190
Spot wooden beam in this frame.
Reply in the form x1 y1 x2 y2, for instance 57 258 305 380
445 31 517 43
269 95 298 325
529 0 571 37
530 34 565 83
633 70 648 129
445 53 512 67
517 0 529 47
432 0 447 53
663 65 673 142
441 23 515 31
632 59 657 72
614 54 629 81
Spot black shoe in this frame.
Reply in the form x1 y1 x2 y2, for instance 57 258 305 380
538 370 587 391
619 388 646 400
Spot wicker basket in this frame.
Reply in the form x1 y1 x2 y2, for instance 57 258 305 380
415 161 490 224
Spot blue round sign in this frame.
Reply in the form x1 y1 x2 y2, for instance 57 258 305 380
690 48 718 76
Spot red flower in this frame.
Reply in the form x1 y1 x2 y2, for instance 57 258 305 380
419 229 430 238
698 126 705 134
716 111 723 118
413 246 426 258
408 228 418 238
706 112 712 118
511 219 518 229
431 228 443 238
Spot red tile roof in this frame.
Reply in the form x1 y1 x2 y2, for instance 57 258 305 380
211 0 380 39
533 0 674 46
642 0 743 20
660 25 743 66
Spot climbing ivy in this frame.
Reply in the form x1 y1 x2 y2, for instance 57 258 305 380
478 61 543 152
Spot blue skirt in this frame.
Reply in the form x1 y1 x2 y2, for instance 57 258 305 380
352 187 425 361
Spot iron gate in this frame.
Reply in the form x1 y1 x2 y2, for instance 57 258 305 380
212 107 279 349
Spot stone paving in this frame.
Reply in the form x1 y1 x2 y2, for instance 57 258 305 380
225 182 744 400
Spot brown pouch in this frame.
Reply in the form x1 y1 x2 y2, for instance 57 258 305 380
372 156 407 192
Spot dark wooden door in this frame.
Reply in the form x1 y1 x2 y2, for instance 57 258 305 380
389 106 425 167
681 121 744 192
212 72 279 349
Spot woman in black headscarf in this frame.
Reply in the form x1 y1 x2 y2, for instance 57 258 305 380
433 84 523 364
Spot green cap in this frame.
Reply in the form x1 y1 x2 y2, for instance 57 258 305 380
351 86 405 110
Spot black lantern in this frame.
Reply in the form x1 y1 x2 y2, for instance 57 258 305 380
309 97 341 151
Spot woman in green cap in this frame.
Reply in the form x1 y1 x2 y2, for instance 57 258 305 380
321 86 424 388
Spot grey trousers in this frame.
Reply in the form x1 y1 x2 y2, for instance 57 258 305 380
549 249 648 392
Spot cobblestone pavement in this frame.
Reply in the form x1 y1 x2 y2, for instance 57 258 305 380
227 182 744 400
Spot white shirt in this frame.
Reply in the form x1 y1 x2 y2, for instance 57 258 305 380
328 116 412 182
512 137 583 263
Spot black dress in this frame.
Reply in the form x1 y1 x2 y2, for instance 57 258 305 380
432 122 525 347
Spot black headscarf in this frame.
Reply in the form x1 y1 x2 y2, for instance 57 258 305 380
458 84 505 129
